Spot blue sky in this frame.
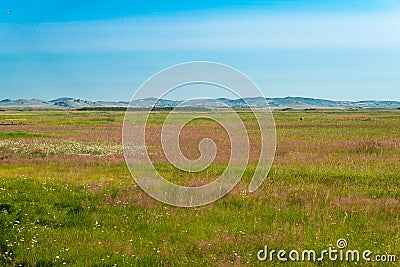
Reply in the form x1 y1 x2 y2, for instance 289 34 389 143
1 0 399 101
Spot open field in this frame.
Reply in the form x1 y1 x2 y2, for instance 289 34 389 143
0 109 399 266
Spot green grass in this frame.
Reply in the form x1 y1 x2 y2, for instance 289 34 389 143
0 131 45 138
0 109 399 266
0 110 124 126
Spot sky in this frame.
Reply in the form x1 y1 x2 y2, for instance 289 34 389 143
0 0 400 101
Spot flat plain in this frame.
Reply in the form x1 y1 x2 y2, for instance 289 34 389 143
0 109 399 266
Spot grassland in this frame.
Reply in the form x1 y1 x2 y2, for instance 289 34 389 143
0 109 399 266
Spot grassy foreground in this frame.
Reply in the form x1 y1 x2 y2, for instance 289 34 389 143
0 109 399 266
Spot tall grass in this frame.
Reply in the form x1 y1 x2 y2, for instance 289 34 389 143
0 109 399 266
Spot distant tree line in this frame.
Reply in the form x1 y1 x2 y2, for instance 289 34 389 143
76 107 212 112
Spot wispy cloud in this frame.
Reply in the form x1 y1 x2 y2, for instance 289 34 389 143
1 10 400 53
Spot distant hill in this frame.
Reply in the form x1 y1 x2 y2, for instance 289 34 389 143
0 97 399 109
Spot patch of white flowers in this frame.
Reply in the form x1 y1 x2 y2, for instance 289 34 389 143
0 140 123 157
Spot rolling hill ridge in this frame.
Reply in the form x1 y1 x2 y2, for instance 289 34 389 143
0 97 399 109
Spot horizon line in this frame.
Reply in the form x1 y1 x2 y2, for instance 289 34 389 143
1 96 400 103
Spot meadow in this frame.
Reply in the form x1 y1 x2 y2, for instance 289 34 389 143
0 109 399 266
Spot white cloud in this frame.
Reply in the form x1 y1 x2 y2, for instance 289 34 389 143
1 10 400 52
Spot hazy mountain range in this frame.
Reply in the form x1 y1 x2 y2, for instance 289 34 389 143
0 97 399 109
